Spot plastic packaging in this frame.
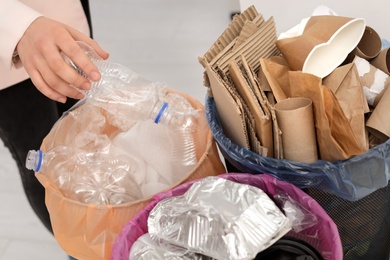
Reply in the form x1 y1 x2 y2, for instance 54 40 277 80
65 42 200 176
25 145 142 204
65 41 200 133
111 119 197 198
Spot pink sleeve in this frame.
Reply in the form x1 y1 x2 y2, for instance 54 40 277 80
0 0 43 69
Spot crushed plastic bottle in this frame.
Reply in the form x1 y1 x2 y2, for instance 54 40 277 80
63 41 200 133
25 145 142 205
37 41 202 202
65 41 200 176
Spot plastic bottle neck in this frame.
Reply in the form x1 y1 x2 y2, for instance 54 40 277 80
25 150 44 172
153 101 169 124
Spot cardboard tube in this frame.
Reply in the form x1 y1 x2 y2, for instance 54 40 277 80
366 86 390 142
354 26 382 60
275 97 318 163
370 47 390 75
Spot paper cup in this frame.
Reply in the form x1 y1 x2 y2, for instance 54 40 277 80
353 56 390 107
276 15 366 78
275 97 318 163
370 47 390 75
354 26 382 60
366 86 390 142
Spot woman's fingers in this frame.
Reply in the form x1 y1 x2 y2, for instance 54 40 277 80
16 16 109 101
26 55 85 102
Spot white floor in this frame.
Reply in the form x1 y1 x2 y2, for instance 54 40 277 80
0 1 237 259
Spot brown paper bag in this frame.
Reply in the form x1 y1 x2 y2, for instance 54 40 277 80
260 56 291 102
366 86 390 142
289 71 365 161
323 63 369 152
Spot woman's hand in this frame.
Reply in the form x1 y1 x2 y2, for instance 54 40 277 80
17 16 109 103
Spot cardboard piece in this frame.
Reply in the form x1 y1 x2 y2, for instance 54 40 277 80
199 6 279 74
199 5 280 157
257 63 272 92
208 63 267 155
269 105 283 159
275 97 318 163
353 56 390 107
241 58 283 157
323 63 369 152
257 61 284 158
201 5 260 69
366 86 390 141
370 47 390 75
276 15 366 78
205 64 250 150
233 20 259 51
288 71 365 161
229 56 273 156
216 17 279 73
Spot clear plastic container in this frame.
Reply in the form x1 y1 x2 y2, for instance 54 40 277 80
43 42 201 202
25 145 142 205
66 41 200 173
64 41 200 134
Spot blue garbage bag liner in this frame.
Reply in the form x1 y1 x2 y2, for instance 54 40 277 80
205 96 390 201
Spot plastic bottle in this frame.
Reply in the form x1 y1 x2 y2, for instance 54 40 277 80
110 92 200 192
25 146 142 205
63 42 200 134
62 42 201 195
160 92 199 167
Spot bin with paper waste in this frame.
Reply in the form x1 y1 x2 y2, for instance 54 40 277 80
200 6 390 260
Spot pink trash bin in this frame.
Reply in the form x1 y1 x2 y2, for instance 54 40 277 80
110 173 343 260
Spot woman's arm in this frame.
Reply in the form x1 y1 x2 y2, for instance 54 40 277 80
0 0 109 102
0 0 42 69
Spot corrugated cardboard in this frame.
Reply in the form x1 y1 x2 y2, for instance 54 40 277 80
228 56 273 156
205 64 250 150
216 17 279 73
214 64 265 155
202 6 261 68
199 5 279 158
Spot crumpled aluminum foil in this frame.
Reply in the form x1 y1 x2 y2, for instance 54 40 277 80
129 233 212 260
147 176 292 260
